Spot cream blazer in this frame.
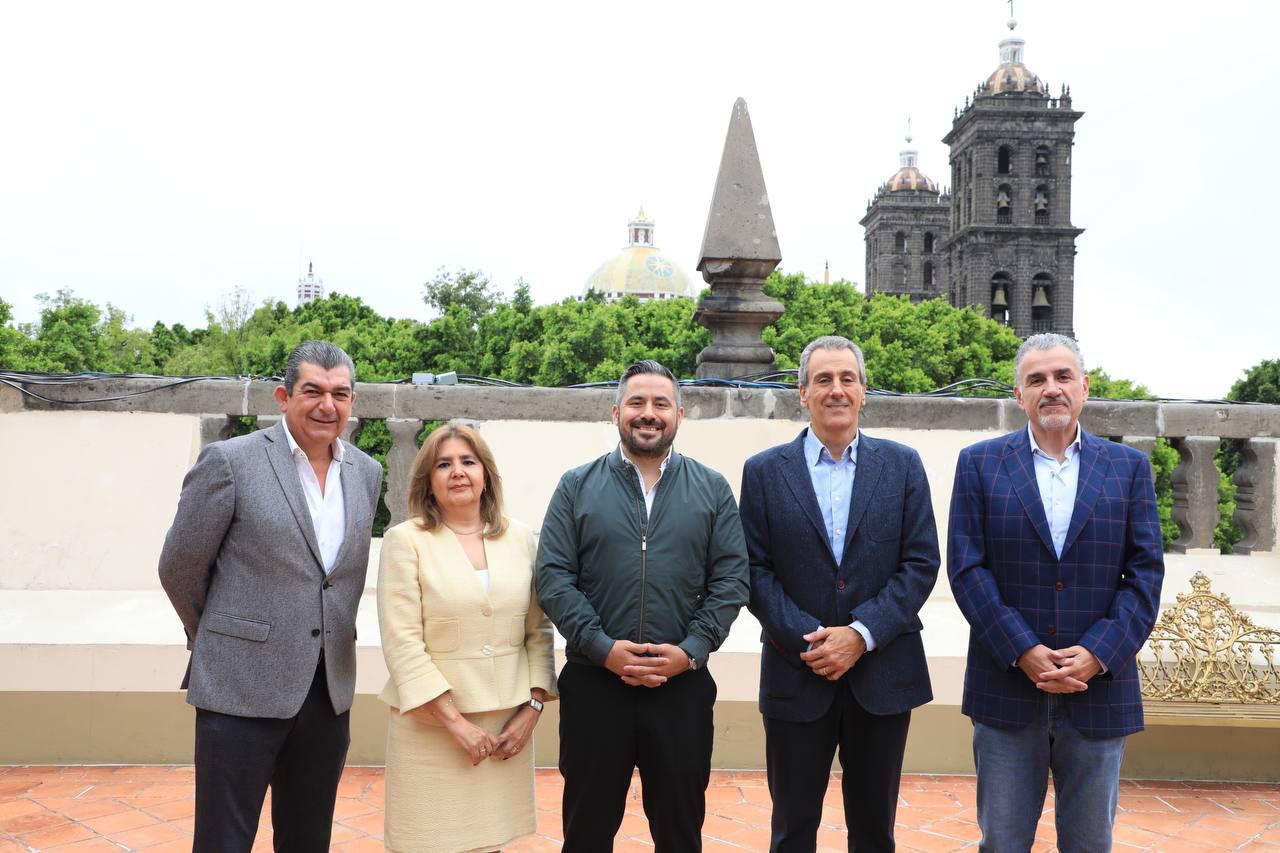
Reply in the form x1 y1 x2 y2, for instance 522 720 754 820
377 518 557 715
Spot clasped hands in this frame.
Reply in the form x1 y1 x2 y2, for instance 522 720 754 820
605 640 691 687
425 693 541 766
800 626 866 682
1017 644 1101 693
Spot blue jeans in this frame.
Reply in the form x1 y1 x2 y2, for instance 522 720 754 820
973 696 1126 853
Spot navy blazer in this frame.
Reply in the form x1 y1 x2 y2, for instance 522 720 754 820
741 429 941 723
947 428 1164 738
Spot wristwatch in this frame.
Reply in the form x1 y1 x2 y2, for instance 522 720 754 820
528 697 545 713
684 649 698 671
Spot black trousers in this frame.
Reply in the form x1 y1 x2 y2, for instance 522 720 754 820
193 655 350 853
558 661 716 852
764 687 911 853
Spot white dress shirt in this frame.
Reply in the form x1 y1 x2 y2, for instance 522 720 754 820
1027 423 1082 559
281 417 346 574
620 445 672 518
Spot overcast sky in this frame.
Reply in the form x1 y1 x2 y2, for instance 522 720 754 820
2 1 1276 398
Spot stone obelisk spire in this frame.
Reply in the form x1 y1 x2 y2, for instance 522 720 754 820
693 98 785 379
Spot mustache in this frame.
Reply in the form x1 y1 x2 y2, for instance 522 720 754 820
629 419 664 428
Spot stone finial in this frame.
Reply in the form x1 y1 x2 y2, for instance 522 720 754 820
693 98 785 380
697 99 782 265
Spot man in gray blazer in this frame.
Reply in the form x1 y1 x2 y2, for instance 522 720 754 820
159 340 383 852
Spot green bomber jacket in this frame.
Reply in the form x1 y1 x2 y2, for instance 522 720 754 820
535 446 749 668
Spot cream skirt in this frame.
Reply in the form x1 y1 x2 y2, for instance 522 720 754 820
384 706 536 853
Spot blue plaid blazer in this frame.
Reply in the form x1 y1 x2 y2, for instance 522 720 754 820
947 428 1164 738
742 430 941 723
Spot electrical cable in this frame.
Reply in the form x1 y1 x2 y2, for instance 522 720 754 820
0 371 246 405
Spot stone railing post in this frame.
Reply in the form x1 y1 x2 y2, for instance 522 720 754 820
1233 437 1279 555
386 419 425 527
199 415 232 449
693 98 785 380
1169 436 1222 553
1121 436 1157 475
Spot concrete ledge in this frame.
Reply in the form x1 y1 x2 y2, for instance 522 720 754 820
1145 702 1280 728
0 590 969 704
5 555 1273 685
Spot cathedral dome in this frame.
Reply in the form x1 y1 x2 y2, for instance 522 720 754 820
582 209 696 302
887 163 938 194
983 32 1046 96
885 131 939 195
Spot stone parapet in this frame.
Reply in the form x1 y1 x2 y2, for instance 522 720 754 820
11 377 1280 438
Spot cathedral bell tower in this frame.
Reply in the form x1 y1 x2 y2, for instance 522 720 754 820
860 119 951 302
940 16 1083 337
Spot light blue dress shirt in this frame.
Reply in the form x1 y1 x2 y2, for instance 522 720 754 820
803 428 876 650
1027 424 1082 559
1025 424 1101 670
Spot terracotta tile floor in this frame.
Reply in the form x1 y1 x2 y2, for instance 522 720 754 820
1 766 1278 851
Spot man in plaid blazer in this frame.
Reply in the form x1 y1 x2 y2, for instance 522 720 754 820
947 333 1164 852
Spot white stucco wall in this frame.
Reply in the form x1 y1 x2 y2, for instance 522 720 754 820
0 411 198 590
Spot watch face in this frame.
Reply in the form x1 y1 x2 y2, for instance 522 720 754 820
529 698 545 712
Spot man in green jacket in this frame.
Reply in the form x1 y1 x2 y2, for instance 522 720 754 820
536 359 750 852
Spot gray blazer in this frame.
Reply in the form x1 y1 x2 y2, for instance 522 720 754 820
159 421 383 718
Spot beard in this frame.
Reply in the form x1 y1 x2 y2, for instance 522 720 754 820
618 418 676 459
1036 404 1072 431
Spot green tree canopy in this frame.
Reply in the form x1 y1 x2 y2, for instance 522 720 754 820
2 270 1175 398
1228 359 1280 405
423 267 503 326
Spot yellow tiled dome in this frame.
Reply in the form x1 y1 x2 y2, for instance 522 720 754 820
582 210 696 302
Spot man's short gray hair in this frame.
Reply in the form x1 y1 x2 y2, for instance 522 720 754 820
616 360 681 408
1014 333 1085 386
282 340 356 394
798 335 867 387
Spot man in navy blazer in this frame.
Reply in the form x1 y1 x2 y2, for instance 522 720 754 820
741 335 940 853
948 333 1164 852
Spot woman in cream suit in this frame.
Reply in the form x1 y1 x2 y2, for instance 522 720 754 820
377 421 556 852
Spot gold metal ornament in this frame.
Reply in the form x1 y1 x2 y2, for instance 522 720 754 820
1140 572 1280 708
